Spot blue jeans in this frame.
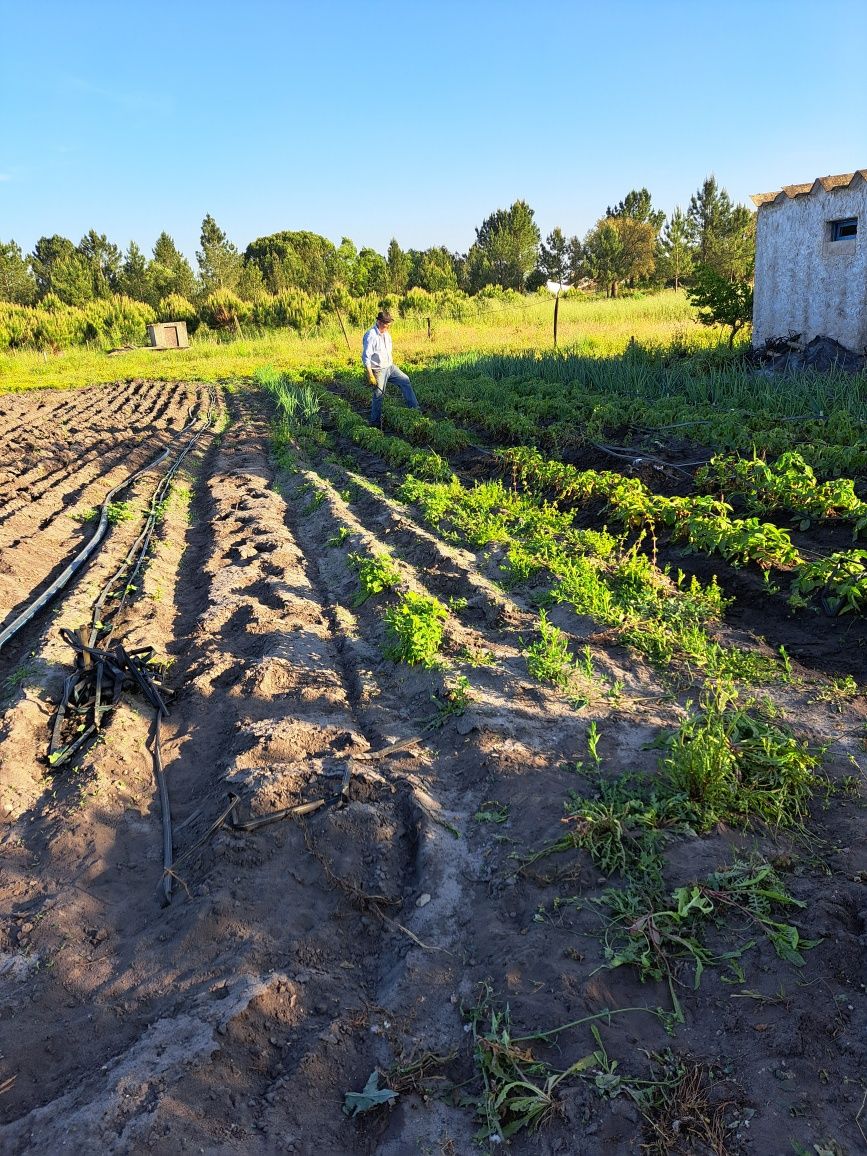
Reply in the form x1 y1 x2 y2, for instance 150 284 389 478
370 365 419 426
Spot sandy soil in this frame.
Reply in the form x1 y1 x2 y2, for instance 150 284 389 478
0 381 864 1155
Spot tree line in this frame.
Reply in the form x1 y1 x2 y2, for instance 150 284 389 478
0 175 753 311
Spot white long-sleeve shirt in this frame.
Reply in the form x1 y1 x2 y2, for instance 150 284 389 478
362 324 393 371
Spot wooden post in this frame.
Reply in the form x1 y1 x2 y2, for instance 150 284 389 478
330 296 352 352
427 317 432 342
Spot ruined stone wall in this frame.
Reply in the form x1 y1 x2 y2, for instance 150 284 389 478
753 183 867 351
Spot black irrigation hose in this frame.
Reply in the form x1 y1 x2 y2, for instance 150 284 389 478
48 390 217 905
0 446 171 653
0 399 207 655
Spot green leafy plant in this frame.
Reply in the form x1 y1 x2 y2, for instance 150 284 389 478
342 1070 397 1117
349 551 402 606
475 800 510 824
432 673 471 722
468 990 596 1141
524 609 575 689
660 685 822 829
383 591 448 666
106 500 135 526
600 859 820 1019
791 549 867 616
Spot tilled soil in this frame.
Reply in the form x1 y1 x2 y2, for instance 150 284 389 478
0 381 865 1156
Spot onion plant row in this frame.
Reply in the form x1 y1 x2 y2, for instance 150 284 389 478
398 352 867 476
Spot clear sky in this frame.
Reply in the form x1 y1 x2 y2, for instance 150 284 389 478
2 0 866 263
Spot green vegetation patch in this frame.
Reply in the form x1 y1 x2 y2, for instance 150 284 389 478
349 550 402 606
383 591 448 667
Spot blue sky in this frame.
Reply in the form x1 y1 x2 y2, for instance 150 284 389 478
2 0 866 262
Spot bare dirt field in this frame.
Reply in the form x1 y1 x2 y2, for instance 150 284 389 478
0 380 865 1155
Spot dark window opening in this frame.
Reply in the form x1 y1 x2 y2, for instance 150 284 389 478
830 217 858 241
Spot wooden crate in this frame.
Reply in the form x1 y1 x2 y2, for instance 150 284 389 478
147 321 189 349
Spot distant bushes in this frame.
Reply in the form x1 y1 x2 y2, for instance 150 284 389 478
250 289 321 331
0 283 550 352
0 294 156 351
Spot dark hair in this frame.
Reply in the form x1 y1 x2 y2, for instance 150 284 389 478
376 310 394 325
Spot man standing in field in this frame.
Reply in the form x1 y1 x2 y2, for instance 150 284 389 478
362 309 421 427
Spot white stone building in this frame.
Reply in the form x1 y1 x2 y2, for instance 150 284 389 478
751 170 867 351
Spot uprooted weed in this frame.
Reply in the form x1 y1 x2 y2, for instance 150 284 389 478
599 858 821 1021
521 685 826 1019
465 983 739 1149
638 1051 738 1156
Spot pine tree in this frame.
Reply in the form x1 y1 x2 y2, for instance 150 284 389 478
196 215 242 293
30 235 78 299
657 208 693 290
466 200 541 291
386 238 411 293
606 188 665 232
0 241 37 303
410 247 458 292
687 176 755 282
118 241 150 301
151 233 197 300
237 261 266 301
350 248 389 297
77 230 121 298
336 237 358 290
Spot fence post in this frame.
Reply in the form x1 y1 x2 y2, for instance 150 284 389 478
426 317 432 342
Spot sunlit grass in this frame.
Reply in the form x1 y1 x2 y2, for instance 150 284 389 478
0 290 718 394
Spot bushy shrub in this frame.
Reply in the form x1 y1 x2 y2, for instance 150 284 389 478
250 289 321 332
199 290 251 330
0 303 38 350
344 293 379 328
33 304 90 349
398 287 434 316
156 293 199 331
81 295 156 348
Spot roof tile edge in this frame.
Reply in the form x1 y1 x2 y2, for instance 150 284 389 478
751 170 867 207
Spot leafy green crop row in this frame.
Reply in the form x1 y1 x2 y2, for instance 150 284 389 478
397 471 779 682
397 349 867 476
500 445 867 615
698 450 867 533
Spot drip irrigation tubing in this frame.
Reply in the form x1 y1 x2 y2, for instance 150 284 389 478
47 389 217 905
0 401 204 655
0 447 170 653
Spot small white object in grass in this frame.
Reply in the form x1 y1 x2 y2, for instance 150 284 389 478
416 893 431 908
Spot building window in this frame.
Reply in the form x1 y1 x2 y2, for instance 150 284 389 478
830 217 857 241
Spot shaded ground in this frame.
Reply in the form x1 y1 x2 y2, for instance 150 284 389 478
0 381 865 1155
